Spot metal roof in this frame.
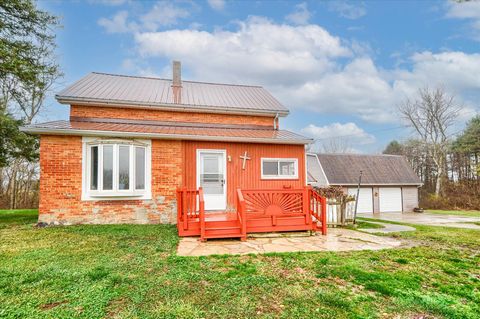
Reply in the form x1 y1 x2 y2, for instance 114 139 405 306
22 118 312 144
308 153 422 186
56 72 289 116
306 154 329 186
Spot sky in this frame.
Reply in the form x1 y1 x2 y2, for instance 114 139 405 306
39 0 480 153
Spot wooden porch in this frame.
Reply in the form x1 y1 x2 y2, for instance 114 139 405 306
176 187 327 241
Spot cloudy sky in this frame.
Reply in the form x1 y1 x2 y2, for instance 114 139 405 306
41 0 480 153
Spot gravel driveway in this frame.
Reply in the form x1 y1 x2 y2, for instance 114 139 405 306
358 212 480 229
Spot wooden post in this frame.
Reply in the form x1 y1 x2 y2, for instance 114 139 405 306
176 188 182 231
182 187 188 230
199 187 206 242
304 187 312 227
237 189 247 241
321 196 327 235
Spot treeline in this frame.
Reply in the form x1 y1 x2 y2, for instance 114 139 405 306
0 1 61 208
384 115 480 210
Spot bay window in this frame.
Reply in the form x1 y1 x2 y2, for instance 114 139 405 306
82 138 151 200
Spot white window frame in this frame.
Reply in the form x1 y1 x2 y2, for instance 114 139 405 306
261 158 299 180
82 137 152 200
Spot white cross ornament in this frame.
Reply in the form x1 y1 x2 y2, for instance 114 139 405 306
239 151 251 170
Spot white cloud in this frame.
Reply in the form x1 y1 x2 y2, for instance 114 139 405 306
98 2 190 34
285 2 312 25
208 0 225 11
98 11 137 34
141 1 190 31
446 1 480 41
301 122 376 145
329 1 366 20
135 16 350 86
89 0 127 6
111 16 479 124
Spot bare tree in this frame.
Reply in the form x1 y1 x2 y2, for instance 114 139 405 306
398 87 460 196
319 138 353 154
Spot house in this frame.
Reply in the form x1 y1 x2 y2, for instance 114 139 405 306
22 61 328 241
307 153 422 213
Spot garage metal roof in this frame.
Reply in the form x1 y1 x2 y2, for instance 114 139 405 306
22 118 312 145
309 153 422 186
56 72 289 116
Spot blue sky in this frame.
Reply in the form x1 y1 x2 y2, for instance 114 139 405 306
39 0 480 153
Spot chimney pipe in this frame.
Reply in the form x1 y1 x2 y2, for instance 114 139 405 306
172 61 182 104
172 61 182 87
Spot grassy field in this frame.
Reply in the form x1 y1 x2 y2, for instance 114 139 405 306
425 210 480 217
1 210 479 319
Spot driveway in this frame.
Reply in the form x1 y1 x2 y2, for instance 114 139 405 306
358 212 480 229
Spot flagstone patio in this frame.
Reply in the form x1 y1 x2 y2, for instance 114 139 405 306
176 228 406 256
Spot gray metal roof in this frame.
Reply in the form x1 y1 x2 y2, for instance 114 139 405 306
306 154 329 187
21 118 312 145
308 153 422 186
56 72 289 116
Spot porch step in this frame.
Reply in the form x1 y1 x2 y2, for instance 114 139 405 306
203 221 243 239
204 227 242 237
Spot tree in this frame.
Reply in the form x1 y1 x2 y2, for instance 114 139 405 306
0 0 61 209
452 115 480 179
383 140 404 155
0 0 60 114
319 138 353 154
1 0 62 122
398 87 460 196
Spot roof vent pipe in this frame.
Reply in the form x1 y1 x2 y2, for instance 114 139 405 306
172 61 182 104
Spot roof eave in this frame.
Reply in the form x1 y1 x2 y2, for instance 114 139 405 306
56 96 290 117
21 126 312 145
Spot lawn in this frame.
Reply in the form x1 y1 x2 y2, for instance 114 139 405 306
1 210 479 319
425 209 480 217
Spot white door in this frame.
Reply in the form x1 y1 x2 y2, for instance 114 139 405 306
379 187 402 212
348 187 373 214
197 150 226 210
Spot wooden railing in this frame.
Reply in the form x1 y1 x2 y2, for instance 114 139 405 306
236 189 247 241
238 188 313 227
176 187 205 236
309 187 327 235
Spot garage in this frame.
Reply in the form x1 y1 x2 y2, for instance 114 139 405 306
307 154 422 213
348 187 373 214
379 187 402 212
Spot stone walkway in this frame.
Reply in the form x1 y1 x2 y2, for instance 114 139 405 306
358 212 480 230
177 228 405 256
360 221 416 234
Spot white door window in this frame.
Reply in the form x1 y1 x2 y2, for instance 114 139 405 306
348 188 373 214
197 150 226 210
379 187 402 212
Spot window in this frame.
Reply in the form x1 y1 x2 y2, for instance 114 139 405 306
261 158 298 179
82 138 151 200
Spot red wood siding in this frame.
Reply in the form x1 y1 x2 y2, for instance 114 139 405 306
182 141 306 210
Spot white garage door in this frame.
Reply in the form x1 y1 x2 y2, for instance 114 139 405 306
348 188 373 214
379 187 402 212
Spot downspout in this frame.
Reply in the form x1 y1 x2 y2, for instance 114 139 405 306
273 113 279 130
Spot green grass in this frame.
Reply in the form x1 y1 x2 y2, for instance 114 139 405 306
1 210 479 318
425 209 480 217
350 221 385 230
0 209 38 228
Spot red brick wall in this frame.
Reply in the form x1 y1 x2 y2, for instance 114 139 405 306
70 105 275 127
39 135 183 225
